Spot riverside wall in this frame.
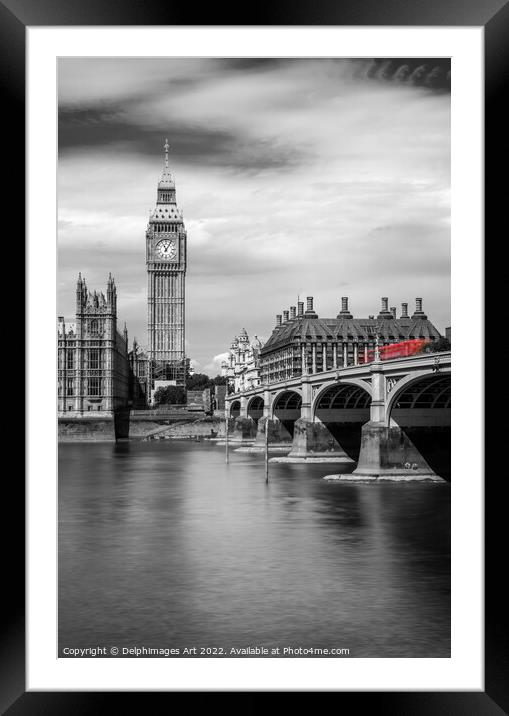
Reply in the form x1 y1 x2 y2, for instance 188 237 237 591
58 410 130 442
58 411 226 442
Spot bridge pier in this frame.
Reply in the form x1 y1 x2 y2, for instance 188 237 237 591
231 416 257 443
256 415 292 445
235 415 293 453
342 421 444 481
239 396 249 419
270 416 354 464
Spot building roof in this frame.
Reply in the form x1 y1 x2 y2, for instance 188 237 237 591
158 138 176 189
58 320 77 337
149 205 183 222
261 316 441 354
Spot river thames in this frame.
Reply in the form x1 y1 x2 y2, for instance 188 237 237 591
58 440 450 658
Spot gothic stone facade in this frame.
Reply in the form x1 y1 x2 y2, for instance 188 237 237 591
146 139 187 388
58 274 130 416
260 296 441 385
128 339 150 408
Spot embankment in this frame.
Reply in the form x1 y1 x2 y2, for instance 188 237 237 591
133 415 227 440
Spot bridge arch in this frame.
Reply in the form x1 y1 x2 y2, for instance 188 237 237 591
271 389 302 437
311 378 372 415
313 380 372 461
228 399 241 418
270 388 302 412
247 395 264 423
385 368 451 426
386 370 451 480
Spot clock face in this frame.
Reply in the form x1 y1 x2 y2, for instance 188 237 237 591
155 239 176 260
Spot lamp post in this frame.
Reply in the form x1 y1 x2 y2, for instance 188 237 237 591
225 397 229 464
265 409 269 483
374 319 382 363
374 333 381 362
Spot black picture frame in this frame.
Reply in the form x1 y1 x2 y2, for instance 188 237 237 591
4 0 499 711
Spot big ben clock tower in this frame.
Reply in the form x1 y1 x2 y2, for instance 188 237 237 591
146 139 187 390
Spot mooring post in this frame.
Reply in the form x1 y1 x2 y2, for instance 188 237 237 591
225 412 229 464
265 417 269 483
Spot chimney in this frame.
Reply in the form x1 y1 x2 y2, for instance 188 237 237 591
401 302 408 318
338 296 353 319
276 314 282 327
283 310 290 322
390 306 397 319
297 301 304 316
378 296 392 319
290 306 296 320
304 296 318 319
411 297 427 319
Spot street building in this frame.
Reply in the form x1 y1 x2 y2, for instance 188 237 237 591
221 328 264 393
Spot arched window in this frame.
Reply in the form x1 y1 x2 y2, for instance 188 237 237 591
89 377 102 396
89 349 100 369
90 319 99 336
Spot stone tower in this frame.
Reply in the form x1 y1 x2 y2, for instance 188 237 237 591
58 273 129 418
146 139 187 388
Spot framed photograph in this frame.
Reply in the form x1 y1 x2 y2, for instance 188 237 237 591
4 0 499 710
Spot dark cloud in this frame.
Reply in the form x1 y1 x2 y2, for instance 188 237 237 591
393 64 411 82
218 58 289 72
365 59 451 92
59 106 306 172
424 66 446 89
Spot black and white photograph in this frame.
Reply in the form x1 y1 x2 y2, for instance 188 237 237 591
56 57 452 661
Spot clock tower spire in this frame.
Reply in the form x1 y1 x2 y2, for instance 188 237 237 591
146 139 187 395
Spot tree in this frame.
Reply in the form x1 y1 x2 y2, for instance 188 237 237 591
212 375 228 386
186 372 213 391
425 336 451 353
154 385 186 405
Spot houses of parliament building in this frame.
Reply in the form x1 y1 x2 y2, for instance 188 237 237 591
58 140 188 432
58 273 130 416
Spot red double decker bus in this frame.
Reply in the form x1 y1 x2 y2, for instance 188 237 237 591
361 338 431 364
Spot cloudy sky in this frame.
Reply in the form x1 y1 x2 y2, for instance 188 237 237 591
58 58 450 375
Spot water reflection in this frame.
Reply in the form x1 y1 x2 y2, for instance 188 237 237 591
59 441 450 657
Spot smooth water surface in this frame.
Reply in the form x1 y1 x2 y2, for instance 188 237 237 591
59 441 450 657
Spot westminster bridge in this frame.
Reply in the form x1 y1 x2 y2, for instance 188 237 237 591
224 351 451 481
